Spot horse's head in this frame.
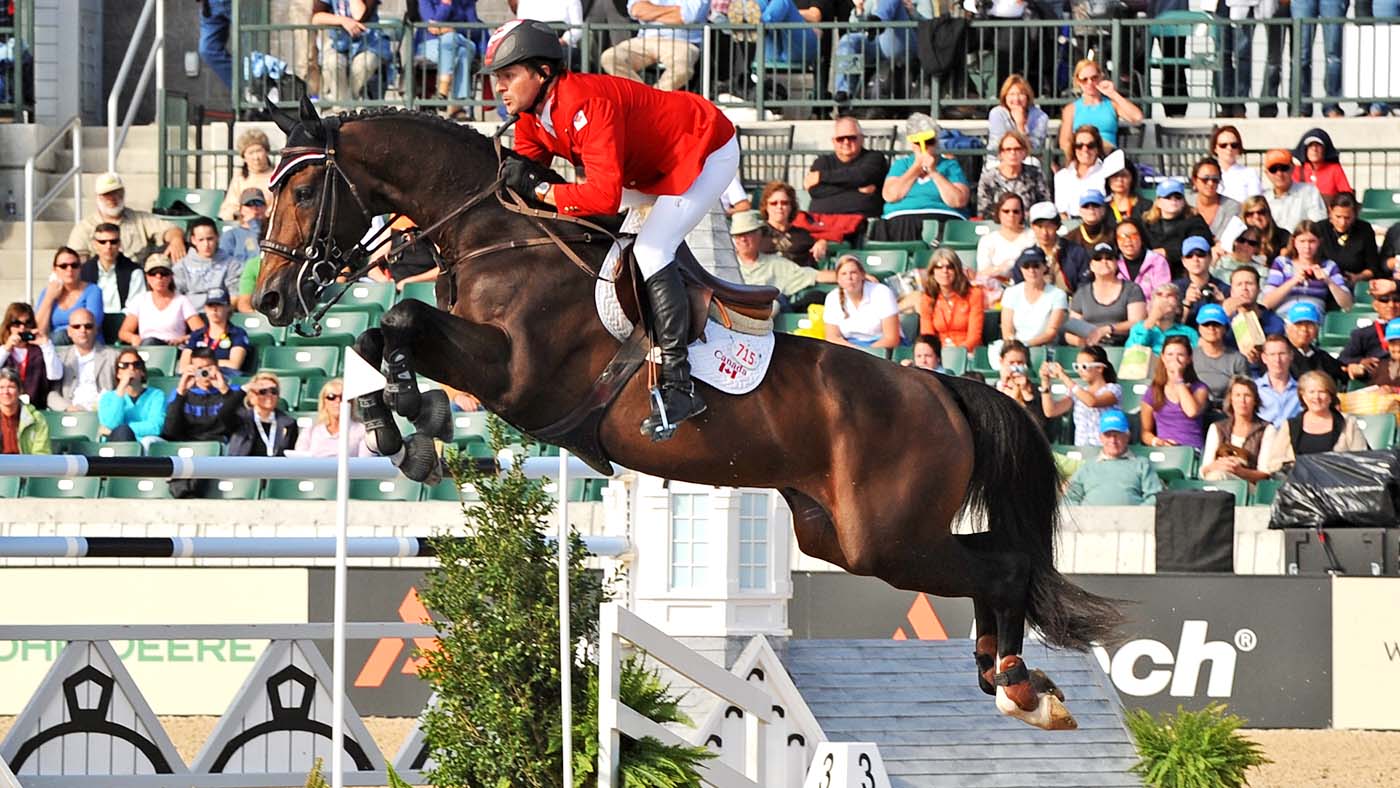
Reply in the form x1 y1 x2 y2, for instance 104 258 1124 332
255 96 375 327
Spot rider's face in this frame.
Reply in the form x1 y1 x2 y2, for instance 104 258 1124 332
493 64 547 115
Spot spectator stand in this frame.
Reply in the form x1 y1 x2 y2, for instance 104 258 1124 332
0 0 33 120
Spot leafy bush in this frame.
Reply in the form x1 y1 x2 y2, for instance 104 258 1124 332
1127 703 1270 788
418 419 711 787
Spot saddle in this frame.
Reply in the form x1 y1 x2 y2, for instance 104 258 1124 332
613 242 781 341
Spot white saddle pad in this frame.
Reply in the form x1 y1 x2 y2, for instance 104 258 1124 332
594 241 774 396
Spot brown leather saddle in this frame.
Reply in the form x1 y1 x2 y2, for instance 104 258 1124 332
613 242 780 341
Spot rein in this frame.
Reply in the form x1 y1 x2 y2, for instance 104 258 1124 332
261 117 619 336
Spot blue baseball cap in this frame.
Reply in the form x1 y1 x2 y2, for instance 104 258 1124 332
1196 303 1229 326
1156 179 1186 198
1385 318 1400 342
1286 301 1323 325
1079 189 1106 207
1181 235 1211 257
1098 408 1130 434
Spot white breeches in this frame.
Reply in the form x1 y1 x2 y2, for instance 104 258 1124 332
629 133 741 281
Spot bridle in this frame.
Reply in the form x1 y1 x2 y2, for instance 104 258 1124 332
260 116 615 337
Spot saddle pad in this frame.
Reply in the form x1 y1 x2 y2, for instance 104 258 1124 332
596 241 775 396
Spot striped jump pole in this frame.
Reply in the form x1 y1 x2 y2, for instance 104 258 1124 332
0 454 607 481
0 535 631 559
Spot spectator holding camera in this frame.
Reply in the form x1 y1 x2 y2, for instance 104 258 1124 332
0 302 62 410
160 347 243 443
995 339 1048 433
1260 220 1353 316
97 349 166 444
1173 236 1230 328
0 368 51 455
1040 345 1122 446
118 255 205 346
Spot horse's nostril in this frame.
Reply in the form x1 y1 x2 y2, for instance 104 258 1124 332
257 290 282 316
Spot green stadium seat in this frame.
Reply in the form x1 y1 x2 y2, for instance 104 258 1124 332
42 411 101 441
899 312 920 343
145 375 180 395
104 477 174 499
398 281 439 307
89 440 143 457
1118 384 1146 414
1353 414 1396 450
147 440 224 458
1169 478 1249 506
1131 445 1197 483
451 411 493 444
24 476 102 498
1321 311 1378 345
154 187 225 219
202 477 264 500
1053 345 1081 371
1056 445 1101 463
101 313 126 346
1355 287 1374 308
853 249 909 278
426 478 479 502
350 477 424 501
970 346 996 378
265 478 338 500
920 219 941 246
1361 188 1400 220
861 240 926 256
940 221 994 250
1251 478 1281 506
0 476 20 497
774 313 809 334
329 281 396 316
292 410 319 436
285 311 372 349
135 345 180 376
259 346 342 376
891 346 913 364
981 310 1000 343
941 346 968 374
231 313 288 343
297 375 332 410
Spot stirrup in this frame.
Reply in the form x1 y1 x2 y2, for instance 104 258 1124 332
640 384 705 442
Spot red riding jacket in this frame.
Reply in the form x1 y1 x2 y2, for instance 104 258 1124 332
513 72 735 217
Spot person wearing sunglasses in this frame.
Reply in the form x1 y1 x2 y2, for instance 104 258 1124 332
118 255 205 347
64 171 185 262
97 349 165 445
1039 345 1121 447
1210 125 1262 204
1316 192 1382 286
1068 241 1145 348
1125 282 1199 354
0 368 51 455
1262 149 1326 233
48 308 117 412
1056 59 1142 165
80 222 145 314
1104 158 1141 223
1190 158 1241 240
1338 279 1400 383
0 302 61 410
1192 305 1250 408
1239 195 1291 264
294 378 370 458
161 347 243 444
755 181 826 266
1359 318 1400 389
877 113 970 241
227 371 298 458
917 247 984 351
803 116 888 245
1143 179 1213 279
974 192 1034 290
976 127 1049 220
35 247 104 346
1212 227 1268 282
1053 126 1119 220
1174 236 1231 329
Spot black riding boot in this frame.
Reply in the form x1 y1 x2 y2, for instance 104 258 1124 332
639 264 705 441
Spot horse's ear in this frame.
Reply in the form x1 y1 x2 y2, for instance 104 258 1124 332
266 98 297 135
298 94 324 138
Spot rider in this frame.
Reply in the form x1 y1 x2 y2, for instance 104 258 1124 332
482 19 740 442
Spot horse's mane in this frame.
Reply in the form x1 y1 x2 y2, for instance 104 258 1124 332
332 106 497 157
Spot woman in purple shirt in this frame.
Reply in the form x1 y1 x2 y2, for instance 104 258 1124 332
1141 335 1211 450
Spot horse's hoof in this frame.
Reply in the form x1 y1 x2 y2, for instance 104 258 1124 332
396 432 443 485
362 420 404 458
1029 668 1066 703
996 687 1079 731
412 388 454 442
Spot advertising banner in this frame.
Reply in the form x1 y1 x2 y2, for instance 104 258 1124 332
1332 577 1400 729
0 568 307 715
790 572 1334 728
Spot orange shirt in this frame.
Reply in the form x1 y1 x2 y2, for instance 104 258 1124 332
918 285 985 350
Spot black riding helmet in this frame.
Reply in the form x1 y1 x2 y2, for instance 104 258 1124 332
482 19 565 74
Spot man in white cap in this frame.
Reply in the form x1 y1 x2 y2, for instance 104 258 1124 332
66 172 186 261
731 210 838 311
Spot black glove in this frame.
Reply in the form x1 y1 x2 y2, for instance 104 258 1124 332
501 158 548 201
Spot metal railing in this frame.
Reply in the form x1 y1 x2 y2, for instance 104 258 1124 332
23 116 82 303
224 14 1400 119
108 0 165 173
0 0 33 120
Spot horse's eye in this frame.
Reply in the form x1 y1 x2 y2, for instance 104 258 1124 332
294 186 314 205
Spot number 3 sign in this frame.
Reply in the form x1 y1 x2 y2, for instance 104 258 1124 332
801 743 890 788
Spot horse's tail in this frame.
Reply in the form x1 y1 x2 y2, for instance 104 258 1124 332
937 373 1123 651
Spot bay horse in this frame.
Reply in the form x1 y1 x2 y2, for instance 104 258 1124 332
254 98 1119 730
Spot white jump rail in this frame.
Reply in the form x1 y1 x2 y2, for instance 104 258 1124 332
598 603 770 788
0 454 604 481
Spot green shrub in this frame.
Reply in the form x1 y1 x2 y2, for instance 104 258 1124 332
1127 703 1270 788
303 757 327 788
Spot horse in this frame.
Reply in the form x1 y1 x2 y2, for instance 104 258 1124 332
253 97 1120 730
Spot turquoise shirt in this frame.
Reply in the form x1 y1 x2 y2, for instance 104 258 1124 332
98 385 167 441
1125 323 1199 354
1065 455 1164 505
882 155 968 219
1073 96 1119 148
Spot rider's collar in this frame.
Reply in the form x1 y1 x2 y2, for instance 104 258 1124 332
538 93 557 138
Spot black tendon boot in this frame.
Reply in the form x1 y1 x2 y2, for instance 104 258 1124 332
639 264 706 441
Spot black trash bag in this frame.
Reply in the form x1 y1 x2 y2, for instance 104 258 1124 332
1268 450 1400 529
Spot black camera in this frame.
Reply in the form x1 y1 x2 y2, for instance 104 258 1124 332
1199 284 1216 300
19 331 34 342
